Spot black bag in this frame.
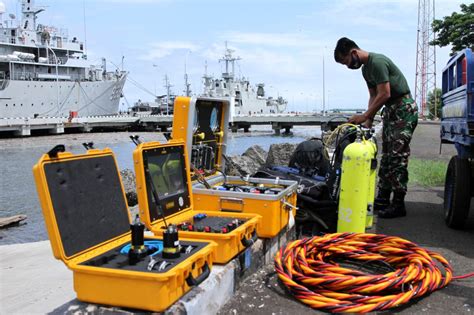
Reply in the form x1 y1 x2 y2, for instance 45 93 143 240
252 166 337 236
288 138 329 178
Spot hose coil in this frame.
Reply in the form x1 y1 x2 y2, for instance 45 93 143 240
274 233 457 313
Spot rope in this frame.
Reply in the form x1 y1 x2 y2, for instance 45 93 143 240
274 233 473 313
76 80 118 113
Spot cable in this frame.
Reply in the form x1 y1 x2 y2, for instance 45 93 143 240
274 232 473 313
215 169 227 184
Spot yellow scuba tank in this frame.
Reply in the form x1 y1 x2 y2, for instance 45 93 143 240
337 132 376 233
366 139 377 229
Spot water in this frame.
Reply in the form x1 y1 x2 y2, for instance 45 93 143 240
0 126 320 244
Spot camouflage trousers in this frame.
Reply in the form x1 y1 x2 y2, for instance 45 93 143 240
378 97 418 194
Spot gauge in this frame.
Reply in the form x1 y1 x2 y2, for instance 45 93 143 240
192 107 199 133
209 107 218 132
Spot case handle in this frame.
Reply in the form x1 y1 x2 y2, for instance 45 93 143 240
186 262 210 287
220 197 244 212
47 144 65 158
282 200 298 211
241 230 258 248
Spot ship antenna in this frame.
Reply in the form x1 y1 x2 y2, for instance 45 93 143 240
184 52 192 96
82 0 87 56
163 75 173 115
219 41 240 82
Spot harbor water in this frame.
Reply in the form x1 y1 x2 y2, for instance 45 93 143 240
0 126 320 244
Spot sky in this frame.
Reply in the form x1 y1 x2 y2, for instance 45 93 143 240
1 0 467 112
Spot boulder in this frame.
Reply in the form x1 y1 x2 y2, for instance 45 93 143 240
265 143 298 166
120 169 138 207
225 155 264 176
242 145 267 165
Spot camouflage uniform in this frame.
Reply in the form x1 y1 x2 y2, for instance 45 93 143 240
378 97 418 194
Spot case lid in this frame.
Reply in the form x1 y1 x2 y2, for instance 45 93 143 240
133 140 193 227
172 96 229 178
33 149 130 260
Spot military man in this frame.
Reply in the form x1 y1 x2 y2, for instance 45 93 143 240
334 37 418 218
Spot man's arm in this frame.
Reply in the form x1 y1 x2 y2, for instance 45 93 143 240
349 82 390 125
366 82 390 119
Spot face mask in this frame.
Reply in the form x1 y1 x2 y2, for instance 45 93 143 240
348 53 361 69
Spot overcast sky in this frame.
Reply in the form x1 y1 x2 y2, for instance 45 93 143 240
1 0 466 112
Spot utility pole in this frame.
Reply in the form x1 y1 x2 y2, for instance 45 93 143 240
415 0 437 119
322 51 326 116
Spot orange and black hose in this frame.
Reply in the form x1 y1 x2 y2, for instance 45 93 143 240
274 232 474 313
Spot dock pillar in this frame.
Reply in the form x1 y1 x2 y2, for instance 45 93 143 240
272 122 281 135
81 123 92 133
14 125 31 137
49 124 65 135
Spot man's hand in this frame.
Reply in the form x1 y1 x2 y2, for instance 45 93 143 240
363 119 373 129
348 114 367 125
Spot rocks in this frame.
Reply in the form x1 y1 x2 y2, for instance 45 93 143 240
225 143 297 177
265 143 298 167
225 155 263 176
120 169 137 207
242 145 267 165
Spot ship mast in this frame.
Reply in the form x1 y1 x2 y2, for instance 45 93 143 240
184 59 192 96
21 0 44 31
219 41 240 82
163 75 173 114
202 60 213 94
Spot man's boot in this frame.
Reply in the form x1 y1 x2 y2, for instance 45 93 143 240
374 189 391 211
378 192 406 218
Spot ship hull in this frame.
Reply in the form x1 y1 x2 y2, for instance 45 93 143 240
0 75 126 118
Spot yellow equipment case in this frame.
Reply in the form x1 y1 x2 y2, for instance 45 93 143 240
133 140 261 264
33 146 216 312
172 96 298 238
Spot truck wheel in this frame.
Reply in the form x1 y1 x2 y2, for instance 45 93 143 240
444 156 471 229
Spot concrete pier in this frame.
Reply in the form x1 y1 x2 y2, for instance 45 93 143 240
0 113 350 137
0 226 295 314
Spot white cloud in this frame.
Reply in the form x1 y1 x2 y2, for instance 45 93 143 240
221 32 324 48
93 0 168 3
140 41 200 60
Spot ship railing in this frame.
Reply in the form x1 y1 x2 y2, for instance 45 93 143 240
0 71 8 90
48 55 68 65
11 71 36 81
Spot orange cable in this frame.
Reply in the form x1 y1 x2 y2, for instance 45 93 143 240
274 232 473 313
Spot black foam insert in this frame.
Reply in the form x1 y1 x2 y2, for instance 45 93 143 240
80 239 207 273
44 155 130 257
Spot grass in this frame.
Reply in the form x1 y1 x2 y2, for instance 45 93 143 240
408 158 448 187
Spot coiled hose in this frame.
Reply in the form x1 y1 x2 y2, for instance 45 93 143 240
274 232 474 313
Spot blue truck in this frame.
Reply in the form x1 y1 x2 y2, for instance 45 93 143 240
441 48 474 228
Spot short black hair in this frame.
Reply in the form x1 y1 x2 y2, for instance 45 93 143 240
334 37 360 63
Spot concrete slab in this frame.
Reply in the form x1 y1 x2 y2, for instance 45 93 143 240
0 241 74 314
0 226 295 314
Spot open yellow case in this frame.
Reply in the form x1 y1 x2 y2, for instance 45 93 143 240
133 140 261 264
33 147 216 312
172 96 298 238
